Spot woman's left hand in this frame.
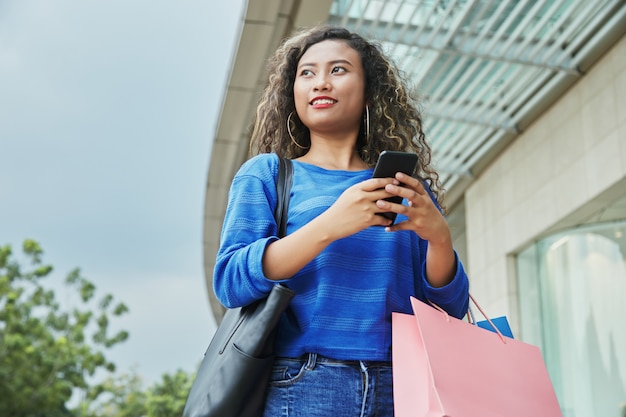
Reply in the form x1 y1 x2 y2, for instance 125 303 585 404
376 172 450 243
376 172 456 287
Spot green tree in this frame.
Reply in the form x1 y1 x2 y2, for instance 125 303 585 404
73 370 147 417
74 367 195 417
145 369 194 417
0 240 129 416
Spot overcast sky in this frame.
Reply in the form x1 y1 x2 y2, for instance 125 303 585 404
0 0 246 387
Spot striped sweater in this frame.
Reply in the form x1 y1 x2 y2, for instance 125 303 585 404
214 153 469 361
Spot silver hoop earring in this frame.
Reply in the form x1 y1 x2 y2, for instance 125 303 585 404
287 111 308 149
364 105 370 143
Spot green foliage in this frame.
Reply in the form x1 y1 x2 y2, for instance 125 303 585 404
73 370 147 417
145 369 194 417
73 368 195 417
0 240 129 416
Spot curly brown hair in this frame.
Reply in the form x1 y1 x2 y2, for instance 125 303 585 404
249 25 446 210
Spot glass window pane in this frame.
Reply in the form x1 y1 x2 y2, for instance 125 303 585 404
517 221 626 417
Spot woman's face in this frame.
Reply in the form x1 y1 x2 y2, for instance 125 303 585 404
293 39 365 140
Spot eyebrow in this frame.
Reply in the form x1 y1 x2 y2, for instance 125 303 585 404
297 59 354 69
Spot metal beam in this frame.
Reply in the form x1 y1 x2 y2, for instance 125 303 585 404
327 15 581 74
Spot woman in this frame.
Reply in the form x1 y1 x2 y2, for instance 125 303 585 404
213 25 469 416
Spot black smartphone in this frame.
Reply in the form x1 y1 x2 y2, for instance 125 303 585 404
372 151 418 223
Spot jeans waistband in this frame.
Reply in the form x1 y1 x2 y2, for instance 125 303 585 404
279 353 392 370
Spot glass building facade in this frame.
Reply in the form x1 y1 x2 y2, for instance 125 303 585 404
517 220 626 416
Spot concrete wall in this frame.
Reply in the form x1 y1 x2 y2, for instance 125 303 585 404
464 34 626 336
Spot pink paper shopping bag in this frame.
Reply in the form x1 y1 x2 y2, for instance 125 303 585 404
392 297 563 417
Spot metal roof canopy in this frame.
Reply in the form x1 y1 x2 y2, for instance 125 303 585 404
204 0 626 322
328 0 626 205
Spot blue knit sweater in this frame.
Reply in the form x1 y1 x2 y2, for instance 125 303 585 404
214 153 469 361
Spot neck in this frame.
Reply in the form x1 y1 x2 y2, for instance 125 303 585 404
297 145 366 171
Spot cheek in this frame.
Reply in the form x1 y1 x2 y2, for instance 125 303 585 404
293 80 306 101
293 83 308 115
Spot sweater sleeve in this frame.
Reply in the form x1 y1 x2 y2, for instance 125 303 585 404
213 154 282 308
421 251 470 319
416 184 470 319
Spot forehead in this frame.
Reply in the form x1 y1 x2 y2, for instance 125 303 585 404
298 39 362 66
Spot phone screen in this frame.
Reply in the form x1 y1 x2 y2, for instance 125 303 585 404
372 151 418 223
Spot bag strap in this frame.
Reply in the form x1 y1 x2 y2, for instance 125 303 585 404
430 294 506 344
467 294 505 342
274 157 293 238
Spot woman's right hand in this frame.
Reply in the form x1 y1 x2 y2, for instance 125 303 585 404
263 177 397 281
317 177 397 240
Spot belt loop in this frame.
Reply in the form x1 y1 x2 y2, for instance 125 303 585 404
305 353 317 370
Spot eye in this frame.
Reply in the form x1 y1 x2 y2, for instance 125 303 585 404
331 66 347 74
299 69 314 77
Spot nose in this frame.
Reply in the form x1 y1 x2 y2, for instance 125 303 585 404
313 74 331 91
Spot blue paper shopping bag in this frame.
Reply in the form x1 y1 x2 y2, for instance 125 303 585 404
476 316 514 338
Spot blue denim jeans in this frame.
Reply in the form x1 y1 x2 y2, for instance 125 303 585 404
263 353 394 417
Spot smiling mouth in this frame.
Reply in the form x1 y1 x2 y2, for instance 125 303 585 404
310 98 337 105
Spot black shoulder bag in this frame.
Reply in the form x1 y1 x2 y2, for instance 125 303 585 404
183 157 295 417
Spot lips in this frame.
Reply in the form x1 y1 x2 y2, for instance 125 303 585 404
310 96 337 106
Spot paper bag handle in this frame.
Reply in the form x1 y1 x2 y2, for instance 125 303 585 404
430 294 507 344
467 294 506 344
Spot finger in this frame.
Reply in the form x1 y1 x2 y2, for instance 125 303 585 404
363 177 397 192
384 183 420 202
375 199 391 211
375 198 411 219
371 190 399 206
385 220 411 233
395 173 426 195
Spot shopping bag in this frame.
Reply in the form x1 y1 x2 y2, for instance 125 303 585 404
476 316 514 338
392 296 563 417
467 302 514 338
